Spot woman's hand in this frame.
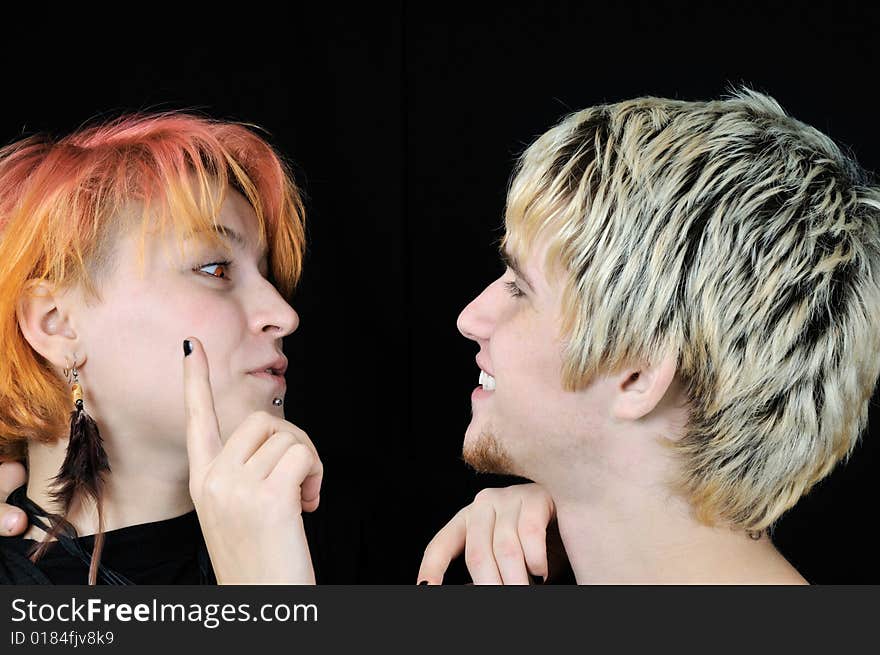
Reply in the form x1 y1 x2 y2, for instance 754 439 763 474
0 460 27 536
183 337 322 584
418 483 558 585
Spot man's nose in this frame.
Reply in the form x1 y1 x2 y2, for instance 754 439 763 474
456 285 495 343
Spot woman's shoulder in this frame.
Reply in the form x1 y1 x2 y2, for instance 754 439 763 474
0 538 52 584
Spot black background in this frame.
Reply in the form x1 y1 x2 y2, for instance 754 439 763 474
2 2 877 583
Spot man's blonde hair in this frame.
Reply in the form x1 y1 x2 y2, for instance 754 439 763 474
504 89 880 530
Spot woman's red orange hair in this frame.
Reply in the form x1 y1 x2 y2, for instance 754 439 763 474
0 111 305 461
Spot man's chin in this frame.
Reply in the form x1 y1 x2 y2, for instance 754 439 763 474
462 427 516 476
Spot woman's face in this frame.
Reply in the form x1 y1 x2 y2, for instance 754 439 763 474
72 188 299 456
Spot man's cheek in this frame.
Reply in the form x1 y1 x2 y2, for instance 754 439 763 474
508 390 549 434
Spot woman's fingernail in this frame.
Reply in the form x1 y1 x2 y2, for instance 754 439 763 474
183 339 192 357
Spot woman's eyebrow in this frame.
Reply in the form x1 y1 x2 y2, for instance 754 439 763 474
188 225 269 262
499 248 535 292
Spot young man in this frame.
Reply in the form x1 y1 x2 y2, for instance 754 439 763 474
419 89 880 584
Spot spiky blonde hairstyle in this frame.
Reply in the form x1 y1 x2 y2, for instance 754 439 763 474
504 89 880 531
0 112 306 462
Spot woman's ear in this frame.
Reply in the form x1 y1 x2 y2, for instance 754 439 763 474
610 353 678 421
16 280 81 369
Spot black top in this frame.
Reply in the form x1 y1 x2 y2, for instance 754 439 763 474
0 485 215 585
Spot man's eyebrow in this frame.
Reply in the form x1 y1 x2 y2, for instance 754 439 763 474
187 225 269 262
499 249 535 292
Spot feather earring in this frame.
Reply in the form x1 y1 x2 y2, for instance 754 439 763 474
44 358 112 584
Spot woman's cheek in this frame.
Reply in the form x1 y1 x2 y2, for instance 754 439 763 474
175 295 232 334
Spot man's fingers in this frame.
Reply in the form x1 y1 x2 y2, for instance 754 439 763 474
417 510 467 584
0 461 28 536
0 504 26 536
517 513 549 582
464 503 503 584
517 487 554 581
182 337 223 481
492 500 531 585
418 485 555 586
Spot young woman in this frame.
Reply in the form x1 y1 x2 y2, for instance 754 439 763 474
0 113 329 584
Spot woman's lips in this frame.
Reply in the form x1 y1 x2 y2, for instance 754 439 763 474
248 371 287 392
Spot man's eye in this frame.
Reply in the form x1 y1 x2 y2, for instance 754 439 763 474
195 261 232 280
504 280 525 298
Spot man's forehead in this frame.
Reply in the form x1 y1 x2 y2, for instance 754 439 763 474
500 245 538 292
506 234 572 303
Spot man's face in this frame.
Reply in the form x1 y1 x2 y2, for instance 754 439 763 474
456 238 609 478
71 189 300 453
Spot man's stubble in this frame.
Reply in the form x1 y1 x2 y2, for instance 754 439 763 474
462 425 517 476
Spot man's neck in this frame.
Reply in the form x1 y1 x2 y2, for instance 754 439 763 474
551 488 807 584
23 436 193 541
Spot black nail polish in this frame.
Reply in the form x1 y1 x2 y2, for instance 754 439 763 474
418 580 429 586
183 339 192 357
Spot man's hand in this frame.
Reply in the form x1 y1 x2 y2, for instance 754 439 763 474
184 337 322 584
0 460 27 536
418 483 557 585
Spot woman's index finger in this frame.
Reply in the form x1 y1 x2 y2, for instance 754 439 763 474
182 337 223 477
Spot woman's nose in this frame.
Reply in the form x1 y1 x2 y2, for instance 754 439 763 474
255 282 300 338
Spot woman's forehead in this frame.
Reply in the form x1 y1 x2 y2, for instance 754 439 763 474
130 189 264 258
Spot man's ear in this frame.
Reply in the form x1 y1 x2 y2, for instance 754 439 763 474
16 280 82 369
610 353 678 421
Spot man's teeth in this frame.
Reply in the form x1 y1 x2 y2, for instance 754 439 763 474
478 370 496 391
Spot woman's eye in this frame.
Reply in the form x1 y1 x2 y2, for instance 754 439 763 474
195 261 232 280
504 280 525 298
